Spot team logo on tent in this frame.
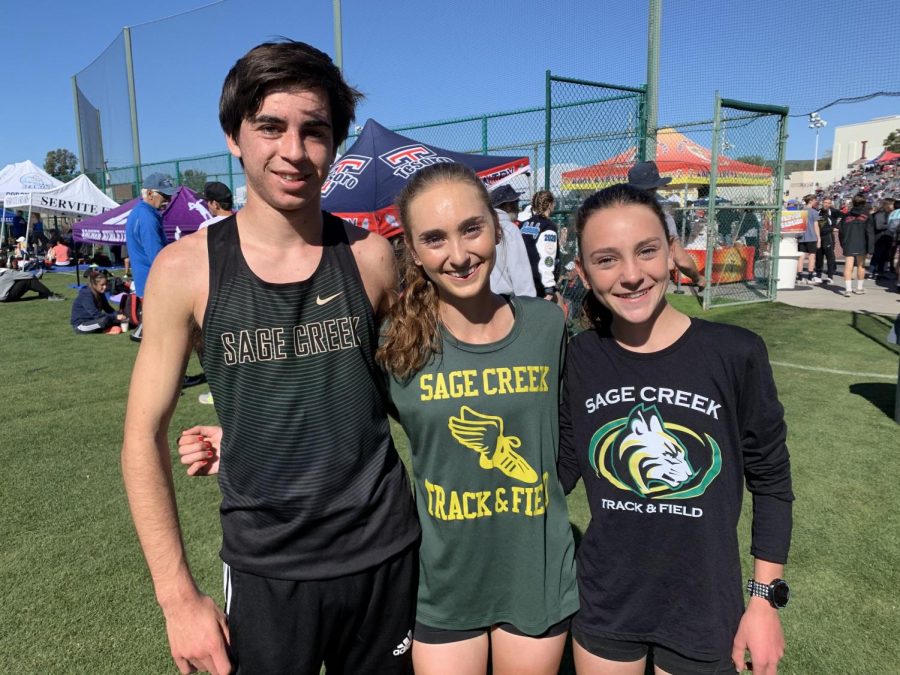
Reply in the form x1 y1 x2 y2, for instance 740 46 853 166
322 155 371 197
20 174 56 190
378 145 453 179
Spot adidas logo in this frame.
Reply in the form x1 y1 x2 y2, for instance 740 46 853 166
392 629 412 656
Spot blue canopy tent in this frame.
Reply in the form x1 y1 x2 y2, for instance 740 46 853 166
321 119 529 238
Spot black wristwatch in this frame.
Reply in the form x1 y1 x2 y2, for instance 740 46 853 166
747 578 790 609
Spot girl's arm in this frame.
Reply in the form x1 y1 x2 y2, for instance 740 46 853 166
557 359 581 494
735 335 793 674
731 559 785 675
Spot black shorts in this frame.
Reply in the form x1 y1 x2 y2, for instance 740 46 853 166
414 615 571 644
797 240 817 253
225 545 417 674
572 626 734 675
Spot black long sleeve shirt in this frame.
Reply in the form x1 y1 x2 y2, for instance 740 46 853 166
559 318 793 659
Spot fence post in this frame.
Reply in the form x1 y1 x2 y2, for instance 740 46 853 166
481 116 488 155
704 92 723 310
544 70 552 191
227 154 234 193
770 109 790 300
175 160 182 186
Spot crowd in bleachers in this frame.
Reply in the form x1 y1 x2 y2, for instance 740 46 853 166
819 159 900 204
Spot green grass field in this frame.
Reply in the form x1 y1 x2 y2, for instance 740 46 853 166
1 272 898 673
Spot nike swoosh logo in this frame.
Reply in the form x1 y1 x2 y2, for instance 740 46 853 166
316 292 342 306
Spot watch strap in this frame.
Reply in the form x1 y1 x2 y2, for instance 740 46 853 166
746 578 771 601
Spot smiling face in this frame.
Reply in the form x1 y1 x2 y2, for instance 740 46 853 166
226 87 334 216
576 202 673 332
405 180 499 306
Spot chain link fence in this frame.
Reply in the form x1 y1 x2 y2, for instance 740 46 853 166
548 75 647 325
701 97 788 309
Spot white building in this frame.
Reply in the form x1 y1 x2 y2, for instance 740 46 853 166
831 114 900 171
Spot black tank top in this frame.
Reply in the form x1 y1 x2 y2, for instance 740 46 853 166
203 213 419 579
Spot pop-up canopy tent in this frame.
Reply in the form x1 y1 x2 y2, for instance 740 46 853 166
321 119 530 237
70 186 213 285
5 174 118 220
872 149 900 164
72 186 212 245
0 160 65 242
0 159 63 200
561 128 773 191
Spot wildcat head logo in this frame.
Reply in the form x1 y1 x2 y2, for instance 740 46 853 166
590 404 721 499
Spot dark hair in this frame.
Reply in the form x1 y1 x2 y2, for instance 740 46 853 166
377 163 498 378
803 194 817 205
574 183 669 330
852 194 867 207
219 39 363 150
214 196 234 211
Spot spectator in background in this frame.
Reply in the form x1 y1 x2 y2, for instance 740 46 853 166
125 174 177 341
520 190 560 300
814 196 841 284
838 194 872 296
70 269 128 334
627 161 705 288
46 235 71 266
888 202 900 290
28 212 48 252
796 194 820 285
198 181 234 229
11 210 26 241
0 266 64 302
868 197 895 279
489 184 536 297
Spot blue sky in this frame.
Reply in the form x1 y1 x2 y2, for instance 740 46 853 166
2 0 897 172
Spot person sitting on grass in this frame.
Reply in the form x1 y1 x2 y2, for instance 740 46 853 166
46 236 72 266
0 266 64 302
70 269 128 334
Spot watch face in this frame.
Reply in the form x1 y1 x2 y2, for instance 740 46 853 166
771 580 790 608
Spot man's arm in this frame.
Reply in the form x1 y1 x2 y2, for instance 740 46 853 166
121 241 230 675
346 223 399 320
671 240 704 287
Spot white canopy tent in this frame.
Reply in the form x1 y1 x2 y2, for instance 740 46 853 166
0 160 64 243
5 174 118 217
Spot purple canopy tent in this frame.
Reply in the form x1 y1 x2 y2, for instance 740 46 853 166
72 186 212 245
70 186 214 283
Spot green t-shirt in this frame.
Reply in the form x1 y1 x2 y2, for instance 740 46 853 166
389 296 579 633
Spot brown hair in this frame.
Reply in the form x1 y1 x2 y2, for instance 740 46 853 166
531 190 555 216
575 183 669 331
376 163 497 379
219 39 363 150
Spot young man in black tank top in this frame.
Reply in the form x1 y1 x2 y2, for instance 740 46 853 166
122 41 419 675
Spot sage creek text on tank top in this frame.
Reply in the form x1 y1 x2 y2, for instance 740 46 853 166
202 213 419 580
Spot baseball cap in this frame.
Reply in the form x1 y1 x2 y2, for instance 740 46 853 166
203 181 232 203
16 236 25 243
490 184 522 207
627 161 672 190
143 173 178 197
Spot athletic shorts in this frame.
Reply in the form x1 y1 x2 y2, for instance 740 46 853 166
572 626 735 675
414 615 571 645
797 240 817 253
224 545 417 674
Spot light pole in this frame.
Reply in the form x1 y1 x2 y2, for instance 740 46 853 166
809 112 827 173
